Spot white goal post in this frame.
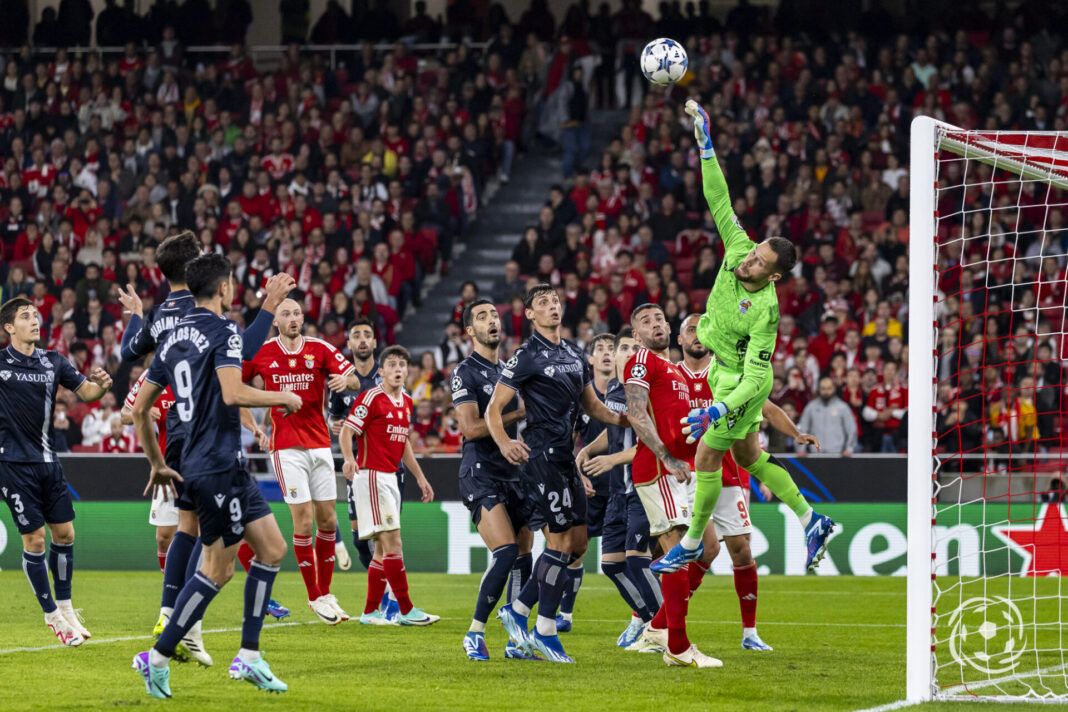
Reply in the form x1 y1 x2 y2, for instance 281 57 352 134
908 115 1068 703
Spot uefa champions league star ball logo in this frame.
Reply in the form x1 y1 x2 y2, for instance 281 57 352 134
948 596 1027 674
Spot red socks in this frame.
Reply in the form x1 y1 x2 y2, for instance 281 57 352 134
688 559 710 597
733 563 758 628
237 541 255 572
382 554 414 615
364 559 387 614
157 550 167 573
293 534 320 601
662 566 691 655
315 530 336 596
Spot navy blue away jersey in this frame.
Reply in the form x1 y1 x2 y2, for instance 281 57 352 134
603 379 632 495
451 350 520 480
575 384 611 496
499 331 590 457
146 308 244 476
328 362 381 420
122 290 196 361
0 346 87 463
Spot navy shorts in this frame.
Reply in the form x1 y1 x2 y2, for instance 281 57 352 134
586 490 610 538
0 461 75 534
347 469 404 522
164 438 195 512
185 465 273 547
459 463 527 529
522 451 587 534
603 490 653 554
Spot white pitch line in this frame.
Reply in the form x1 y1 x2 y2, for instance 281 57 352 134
941 663 1068 695
852 699 918 712
0 620 315 655
0 616 904 656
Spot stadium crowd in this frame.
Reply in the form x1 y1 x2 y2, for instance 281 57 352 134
3 0 1068 458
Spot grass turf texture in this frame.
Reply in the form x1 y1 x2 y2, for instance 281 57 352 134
0 572 1056 711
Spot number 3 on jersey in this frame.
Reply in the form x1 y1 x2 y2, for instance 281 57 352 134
174 360 194 422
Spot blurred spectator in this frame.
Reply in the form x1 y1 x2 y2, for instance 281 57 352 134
797 378 858 456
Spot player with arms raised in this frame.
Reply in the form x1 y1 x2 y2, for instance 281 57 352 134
243 298 361 625
130 255 303 697
656 100 835 573
488 284 626 663
339 345 439 626
625 303 723 668
0 297 112 646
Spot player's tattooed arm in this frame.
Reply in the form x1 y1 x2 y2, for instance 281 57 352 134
486 382 530 465
625 383 691 484
402 442 435 502
581 384 629 427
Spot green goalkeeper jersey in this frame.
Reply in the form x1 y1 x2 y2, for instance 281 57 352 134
696 154 780 412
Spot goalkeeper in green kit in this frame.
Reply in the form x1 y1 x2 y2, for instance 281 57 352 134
652 100 837 574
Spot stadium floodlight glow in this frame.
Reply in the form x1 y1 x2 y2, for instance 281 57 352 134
908 116 1068 704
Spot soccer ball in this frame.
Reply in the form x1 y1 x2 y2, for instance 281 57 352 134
641 38 688 86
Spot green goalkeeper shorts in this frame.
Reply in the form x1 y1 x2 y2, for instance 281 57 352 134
700 360 774 451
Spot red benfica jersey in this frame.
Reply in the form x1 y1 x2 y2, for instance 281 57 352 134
679 361 749 488
125 369 176 451
242 336 354 450
344 386 412 472
625 348 693 485
866 383 908 431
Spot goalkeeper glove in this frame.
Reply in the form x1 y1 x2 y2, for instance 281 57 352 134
680 402 729 444
684 99 715 160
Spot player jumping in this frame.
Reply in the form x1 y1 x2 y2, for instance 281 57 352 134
130 254 303 697
339 345 439 627
451 299 538 661
242 298 361 625
656 100 836 574
488 284 627 663
0 297 113 646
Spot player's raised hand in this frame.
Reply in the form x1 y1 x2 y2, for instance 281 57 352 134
664 455 692 484
499 438 530 466
261 273 297 312
417 476 435 503
327 373 349 393
342 458 356 481
280 391 303 414
117 283 144 318
143 464 183 501
583 455 614 477
796 432 822 452
88 366 113 390
684 99 714 158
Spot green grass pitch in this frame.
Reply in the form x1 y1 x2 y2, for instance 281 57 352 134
0 571 1056 711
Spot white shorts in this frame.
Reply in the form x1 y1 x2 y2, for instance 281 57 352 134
149 489 179 527
270 447 337 505
353 469 401 539
636 474 697 536
713 485 753 539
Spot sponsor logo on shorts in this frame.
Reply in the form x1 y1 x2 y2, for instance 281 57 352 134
289 488 297 498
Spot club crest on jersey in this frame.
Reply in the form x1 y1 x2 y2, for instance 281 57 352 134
543 365 555 377
289 359 297 368
739 299 752 314
304 354 315 368
482 384 493 395
0 370 10 381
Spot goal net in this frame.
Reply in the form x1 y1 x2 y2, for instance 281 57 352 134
908 116 1068 703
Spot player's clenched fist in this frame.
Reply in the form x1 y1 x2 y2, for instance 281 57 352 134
88 366 113 391
342 458 357 481
499 438 530 466
261 273 297 312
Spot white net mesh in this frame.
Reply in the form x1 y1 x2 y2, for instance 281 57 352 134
929 126 1068 701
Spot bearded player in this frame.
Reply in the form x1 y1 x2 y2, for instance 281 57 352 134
242 298 361 625
677 313 821 650
656 100 836 574
624 303 722 668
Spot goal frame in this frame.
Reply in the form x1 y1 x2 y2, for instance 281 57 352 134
906 114 938 703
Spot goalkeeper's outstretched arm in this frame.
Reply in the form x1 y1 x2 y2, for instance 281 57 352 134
685 99 752 257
